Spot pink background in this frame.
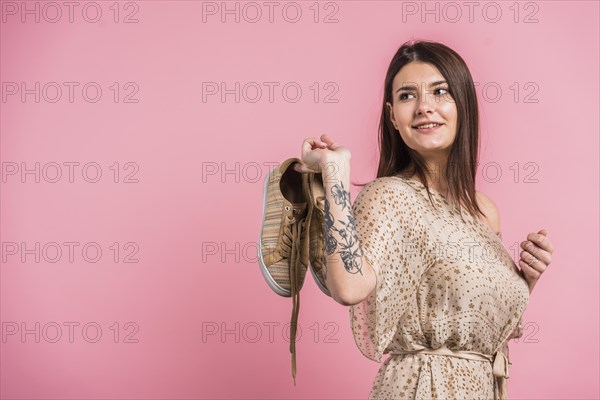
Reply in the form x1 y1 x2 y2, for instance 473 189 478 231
1 1 598 399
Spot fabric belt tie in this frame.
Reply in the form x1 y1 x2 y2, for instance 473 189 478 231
389 347 510 400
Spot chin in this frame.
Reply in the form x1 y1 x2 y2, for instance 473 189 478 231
411 143 450 153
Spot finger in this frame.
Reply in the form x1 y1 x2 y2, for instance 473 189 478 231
538 229 554 254
312 136 329 148
527 232 553 253
519 259 541 280
302 138 328 153
520 250 540 270
295 164 319 174
320 134 340 150
520 241 552 264
527 247 551 266
520 249 548 273
293 161 319 174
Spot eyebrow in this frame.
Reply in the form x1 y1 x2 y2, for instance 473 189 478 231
396 80 448 93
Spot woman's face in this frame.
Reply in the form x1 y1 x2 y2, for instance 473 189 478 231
386 61 458 161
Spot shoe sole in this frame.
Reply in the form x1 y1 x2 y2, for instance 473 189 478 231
307 173 332 297
309 257 331 296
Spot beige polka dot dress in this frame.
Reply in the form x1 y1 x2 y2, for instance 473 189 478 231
349 176 529 400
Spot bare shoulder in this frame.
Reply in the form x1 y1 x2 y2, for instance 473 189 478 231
475 190 501 235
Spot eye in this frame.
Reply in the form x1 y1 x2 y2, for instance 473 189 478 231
435 87 451 96
399 92 415 101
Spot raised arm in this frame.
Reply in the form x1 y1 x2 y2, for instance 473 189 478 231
319 159 377 306
295 134 377 306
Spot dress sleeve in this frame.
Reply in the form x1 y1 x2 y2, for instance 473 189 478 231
348 178 434 363
507 316 524 340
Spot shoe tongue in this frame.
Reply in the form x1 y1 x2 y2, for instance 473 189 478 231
313 173 325 198
290 202 307 217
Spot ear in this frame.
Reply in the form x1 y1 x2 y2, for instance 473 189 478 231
386 101 396 129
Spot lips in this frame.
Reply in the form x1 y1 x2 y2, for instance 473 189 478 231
412 122 444 128
411 123 444 133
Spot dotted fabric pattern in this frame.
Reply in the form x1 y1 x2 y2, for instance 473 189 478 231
349 176 529 400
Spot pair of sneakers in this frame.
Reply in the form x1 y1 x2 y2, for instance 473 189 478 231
257 157 331 385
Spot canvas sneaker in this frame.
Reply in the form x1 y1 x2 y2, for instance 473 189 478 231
306 172 331 297
258 157 312 384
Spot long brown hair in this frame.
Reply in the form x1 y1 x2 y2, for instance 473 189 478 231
353 39 484 220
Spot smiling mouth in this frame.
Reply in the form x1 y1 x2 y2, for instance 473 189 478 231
412 123 444 129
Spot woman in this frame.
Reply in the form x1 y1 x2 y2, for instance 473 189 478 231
294 40 554 399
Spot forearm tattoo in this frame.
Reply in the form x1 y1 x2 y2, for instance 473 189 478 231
323 180 364 275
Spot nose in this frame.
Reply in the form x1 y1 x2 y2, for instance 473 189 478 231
415 90 436 115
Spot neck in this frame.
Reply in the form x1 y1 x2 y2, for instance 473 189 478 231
422 157 449 194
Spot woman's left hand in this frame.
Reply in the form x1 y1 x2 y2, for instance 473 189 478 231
519 228 554 293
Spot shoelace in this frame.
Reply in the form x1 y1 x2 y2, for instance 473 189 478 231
281 213 305 386
315 195 325 217
313 194 326 274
